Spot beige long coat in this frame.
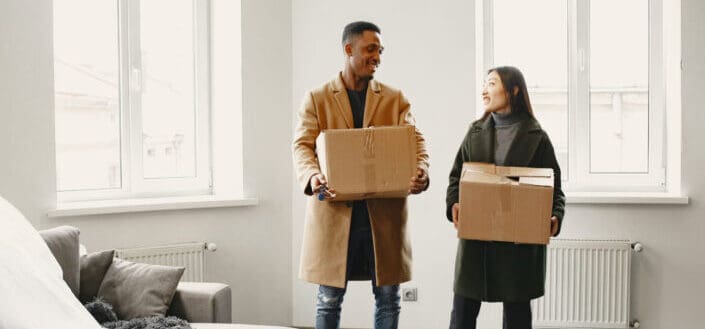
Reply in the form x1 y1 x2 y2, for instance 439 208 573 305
292 74 429 288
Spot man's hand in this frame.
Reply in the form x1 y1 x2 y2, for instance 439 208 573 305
550 216 559 236
409 168 429 195
310 174 336 200
452 203 460 229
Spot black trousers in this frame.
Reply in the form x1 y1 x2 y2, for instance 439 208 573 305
449 294 532 329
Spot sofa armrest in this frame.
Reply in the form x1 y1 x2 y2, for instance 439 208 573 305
168 282 231 323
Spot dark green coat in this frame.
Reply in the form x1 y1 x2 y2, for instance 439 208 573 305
445 115 566 302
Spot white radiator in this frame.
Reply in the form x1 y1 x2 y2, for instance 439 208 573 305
114 242 216 282
532 239 641 329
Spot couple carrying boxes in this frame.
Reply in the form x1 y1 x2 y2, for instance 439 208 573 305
292 21 565 329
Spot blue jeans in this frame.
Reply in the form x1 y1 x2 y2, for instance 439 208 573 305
315 283 400 329
315 226 401 329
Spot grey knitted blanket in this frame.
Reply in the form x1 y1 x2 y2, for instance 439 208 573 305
84 298 191 329
102 316 191 329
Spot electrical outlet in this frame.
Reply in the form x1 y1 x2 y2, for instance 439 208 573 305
402 287 417 302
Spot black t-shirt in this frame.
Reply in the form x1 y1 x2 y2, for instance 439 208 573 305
346 88 371 232
347 88 366 129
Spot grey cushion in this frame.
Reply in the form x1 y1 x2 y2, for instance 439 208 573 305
39 226 81 297
79 249 114 303
97 258 184 320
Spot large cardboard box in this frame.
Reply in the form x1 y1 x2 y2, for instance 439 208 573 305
316 126 416 201
458 162 554 244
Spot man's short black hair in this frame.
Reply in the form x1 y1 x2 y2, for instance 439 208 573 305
341 21 381 46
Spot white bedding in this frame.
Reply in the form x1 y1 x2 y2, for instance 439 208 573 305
0 196 101 329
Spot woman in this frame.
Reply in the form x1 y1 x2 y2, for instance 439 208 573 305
445 66 566 329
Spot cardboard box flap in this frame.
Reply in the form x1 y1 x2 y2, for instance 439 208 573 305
518 176 554 187
462 162 553 182
461 169 513 185
495 166 553 178
462 162 496 174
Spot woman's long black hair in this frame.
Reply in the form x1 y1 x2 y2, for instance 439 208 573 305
480 66 535 121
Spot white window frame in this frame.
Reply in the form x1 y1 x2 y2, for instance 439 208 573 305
57 0 212 202
477 0 672 193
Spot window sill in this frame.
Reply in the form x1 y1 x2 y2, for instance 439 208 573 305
566 192 689 204
48 195 259 218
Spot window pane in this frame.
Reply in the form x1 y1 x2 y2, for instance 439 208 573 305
590 0 648 173
54 0 121 191
494 0 568 177
140 0 196 178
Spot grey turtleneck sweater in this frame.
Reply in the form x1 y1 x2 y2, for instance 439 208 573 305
491 111 529 166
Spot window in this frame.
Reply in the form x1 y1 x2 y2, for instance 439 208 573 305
479 0 670 192
53 0 211 201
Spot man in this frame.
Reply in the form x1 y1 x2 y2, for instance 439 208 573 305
292 21 430 329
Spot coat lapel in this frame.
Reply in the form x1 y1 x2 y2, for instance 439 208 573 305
331 74 354 129
503 117 544 167
363 80 382 127
469 117 495 163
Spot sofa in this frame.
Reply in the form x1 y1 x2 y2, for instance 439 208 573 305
38 225 233 324
0 196 294 329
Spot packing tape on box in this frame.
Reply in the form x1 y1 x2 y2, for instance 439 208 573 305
363 128 375 158
363 129 376 196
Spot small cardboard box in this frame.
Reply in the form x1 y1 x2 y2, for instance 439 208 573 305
458 162 554 245
316 126 416 201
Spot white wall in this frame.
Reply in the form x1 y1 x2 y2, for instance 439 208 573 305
3 0 705 327
0 0 57 228
291 1 705 329
0 0 292 326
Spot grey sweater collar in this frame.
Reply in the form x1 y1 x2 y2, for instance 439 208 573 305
491 111 528 127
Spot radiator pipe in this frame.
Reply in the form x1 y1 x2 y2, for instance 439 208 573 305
631 242 644 252
630 320 641 328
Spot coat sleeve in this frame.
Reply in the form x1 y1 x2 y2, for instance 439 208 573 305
292 92 321 195
445 128 471 222
398 91 430 188
541 133 566 236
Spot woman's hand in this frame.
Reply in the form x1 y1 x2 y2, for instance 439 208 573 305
452 203 460 229
550 216 559 236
